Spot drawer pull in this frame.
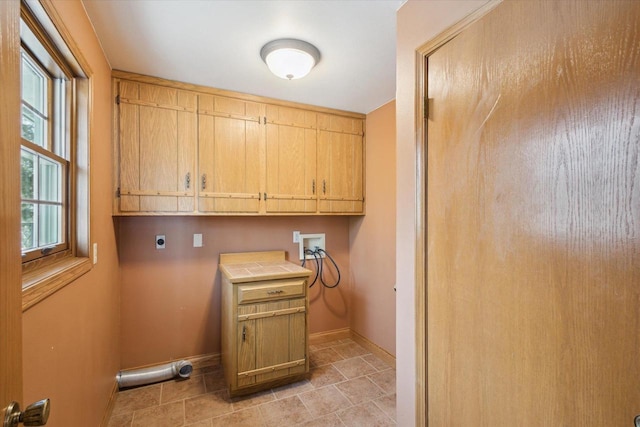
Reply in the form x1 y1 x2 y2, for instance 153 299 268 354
266 290 284 295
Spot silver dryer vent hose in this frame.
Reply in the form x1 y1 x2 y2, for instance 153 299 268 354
116 360 193 389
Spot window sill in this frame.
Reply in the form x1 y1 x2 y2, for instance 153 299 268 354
22 256 92 312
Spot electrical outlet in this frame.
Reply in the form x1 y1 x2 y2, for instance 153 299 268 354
293 231 300 243
193 233 203 248
156 234 166 249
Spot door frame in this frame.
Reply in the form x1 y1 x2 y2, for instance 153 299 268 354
0 0 24 417
411 1 502 425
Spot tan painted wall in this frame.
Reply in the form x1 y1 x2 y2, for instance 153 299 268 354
118 216 350 369
349 100 396 355
396 1 489 425
21 1 119 426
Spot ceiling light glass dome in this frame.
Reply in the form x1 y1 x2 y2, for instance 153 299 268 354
260 39 321 80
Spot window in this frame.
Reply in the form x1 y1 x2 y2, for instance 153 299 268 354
20 48 69 262
20 1 91 309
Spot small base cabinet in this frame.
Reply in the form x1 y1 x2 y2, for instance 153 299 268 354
220 251 312 397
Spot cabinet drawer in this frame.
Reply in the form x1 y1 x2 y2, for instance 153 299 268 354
237 279 306 304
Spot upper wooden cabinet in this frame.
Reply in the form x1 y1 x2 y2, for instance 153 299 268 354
198 95 263 214
317 114 365 213
265 105 317 214
116 80 197 213
113 71 365 216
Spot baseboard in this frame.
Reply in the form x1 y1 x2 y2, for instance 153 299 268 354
188 352 221 372
309 327 351 345
349 329 396 369
309 328 396 369
100 380 118 427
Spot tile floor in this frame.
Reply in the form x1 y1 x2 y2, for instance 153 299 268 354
107 338 396 427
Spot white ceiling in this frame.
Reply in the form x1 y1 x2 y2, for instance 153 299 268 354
82 0 405 114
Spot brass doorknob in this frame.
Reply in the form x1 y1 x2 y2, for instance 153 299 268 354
4 399 50 427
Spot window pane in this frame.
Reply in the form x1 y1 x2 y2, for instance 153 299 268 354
21 202 36 251
21 149 36 199
22 105 46 147
38 156 61 202
21 55 45 113
38 204 61 247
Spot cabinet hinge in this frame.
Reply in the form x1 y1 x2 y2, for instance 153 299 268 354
115 94 120 105
116 187 121 198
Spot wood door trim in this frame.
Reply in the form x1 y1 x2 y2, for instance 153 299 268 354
120 189 193 197
0 0 23 411
412 1 503 426
237 306 306 321
198 109 261 122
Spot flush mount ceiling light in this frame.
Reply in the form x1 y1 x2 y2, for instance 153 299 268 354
260 39 321 80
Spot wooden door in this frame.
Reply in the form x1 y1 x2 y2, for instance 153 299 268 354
237 298 307 385
117 80 196 212
317 114 364 213
265 105 317 213
254 300 292 383
198 95 262 213
1 0 23 415
426 1 640 425
255 298 307 382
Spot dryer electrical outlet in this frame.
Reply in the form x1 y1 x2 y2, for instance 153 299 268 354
298 233 325 260
155 235 166 249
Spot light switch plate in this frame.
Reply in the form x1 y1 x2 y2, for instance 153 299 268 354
293 231 300 243
93 242 98 264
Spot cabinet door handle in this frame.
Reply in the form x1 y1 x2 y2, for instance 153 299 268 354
201 174 207 190
322 179 326 194
242 325 246 342
264 192 267 201
185 173 191 189
312 179 315 195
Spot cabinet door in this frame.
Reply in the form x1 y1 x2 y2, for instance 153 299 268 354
236 298 307 385
317 114 365 213
117 80 196 212
265 105 317 213
254 300 293 382
198 95 263 213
